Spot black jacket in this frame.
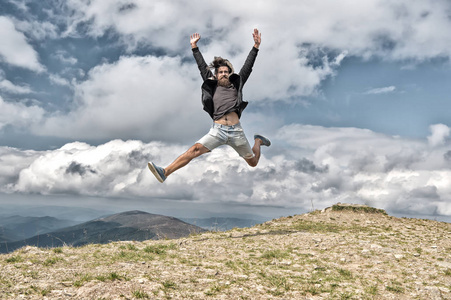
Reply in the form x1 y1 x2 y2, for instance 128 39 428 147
192 46 259 119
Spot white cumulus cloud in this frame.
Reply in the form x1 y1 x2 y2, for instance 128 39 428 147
0 96 45 130
428 124 450 147
2 124 451 219
0 16 45 72
36 55 209 143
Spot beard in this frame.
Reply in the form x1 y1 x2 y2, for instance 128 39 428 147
218 77 231 87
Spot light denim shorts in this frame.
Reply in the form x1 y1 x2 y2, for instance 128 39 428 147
197 122 254 159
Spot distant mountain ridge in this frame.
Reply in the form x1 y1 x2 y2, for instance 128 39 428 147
0 215 78 242
0 210 206 253
0 205 114 222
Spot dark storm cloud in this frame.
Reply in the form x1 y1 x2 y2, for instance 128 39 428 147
65 161 96 176
294 158 328 174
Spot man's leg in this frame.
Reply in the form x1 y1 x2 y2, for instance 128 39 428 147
164 143 210 177
245 138 262 167
244 135 271 167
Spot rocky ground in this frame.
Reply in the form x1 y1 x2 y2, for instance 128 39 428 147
0 203 450 299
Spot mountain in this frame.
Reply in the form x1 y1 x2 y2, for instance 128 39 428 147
0 227 16 243
182 217 262 231
0 205 114 222
1 203 450 299
0 210 206 253
0 215 78 242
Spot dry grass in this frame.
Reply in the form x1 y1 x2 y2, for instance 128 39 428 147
1 204 450 299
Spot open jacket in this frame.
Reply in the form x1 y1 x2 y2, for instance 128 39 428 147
192 46 259 119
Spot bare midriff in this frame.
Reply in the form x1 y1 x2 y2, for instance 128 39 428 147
214 111 240 126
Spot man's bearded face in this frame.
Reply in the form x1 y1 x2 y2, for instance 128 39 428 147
217 66 231 87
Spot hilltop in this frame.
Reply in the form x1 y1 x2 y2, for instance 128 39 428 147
1 203 450 299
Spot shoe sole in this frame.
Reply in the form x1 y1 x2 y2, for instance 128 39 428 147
148 162 164 183
255 135 271 147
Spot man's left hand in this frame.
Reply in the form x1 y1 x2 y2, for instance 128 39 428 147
253 28 261 49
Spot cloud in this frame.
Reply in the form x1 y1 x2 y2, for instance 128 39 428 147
2 124 451 218
0 96 45 130
2 0 451 142
0 69 32 94
4 140 189 198
364 86 396 95
48 74 71 87
428 124 450 147
13 18 59 41
0 147 40 187
61 0 451 63
49 0 451 105
54 50 78 65
35 54 209 142
0 79 32 94
62 0 450 60
0 16 45 72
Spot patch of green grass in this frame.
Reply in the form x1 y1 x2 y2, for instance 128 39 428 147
0 274 13 288
338 292 354 299
225 259 251 271
386 280 404 293
95 272 127 282
40 286 51 296
364 284 378 295
268 274 291 291
305 283 322 296
52 247 63 253
95 275 107 282
126 244 138 251
162 280 176 289
73 273 94 287
225 260 238 270
114 249 150 262
337 268 353 279
25 270 39 279
5 255 23 263
259 272 291 296
444 269 451 276
294 220 342 233
132 289 150 299
261 249 290 260
108 272 123 281
204 283 225 296
331 204 387 215
143 243 176 255
43 257 62 266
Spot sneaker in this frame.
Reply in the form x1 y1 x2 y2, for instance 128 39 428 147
254 134 271 147
148 162 166 183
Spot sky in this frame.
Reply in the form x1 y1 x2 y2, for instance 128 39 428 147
1 0 451 222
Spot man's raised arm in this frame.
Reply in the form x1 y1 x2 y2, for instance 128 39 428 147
252 28 261 49
190 33 201 49
191 32 213 81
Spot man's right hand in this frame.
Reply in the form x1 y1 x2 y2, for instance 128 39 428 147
190 33 201 49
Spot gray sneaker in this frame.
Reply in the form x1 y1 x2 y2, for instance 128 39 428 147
254 134 271 147
148 162 166 183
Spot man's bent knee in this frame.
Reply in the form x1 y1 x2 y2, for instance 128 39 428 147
245 157 258 167
187 143 209 158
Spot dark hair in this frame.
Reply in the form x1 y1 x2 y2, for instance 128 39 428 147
209 56 234 74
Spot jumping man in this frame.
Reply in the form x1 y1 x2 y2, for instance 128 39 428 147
148 28 270 183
